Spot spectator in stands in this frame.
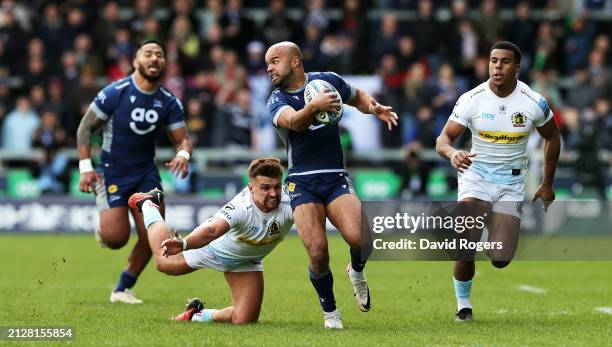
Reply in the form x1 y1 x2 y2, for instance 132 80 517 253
170 15 203 76
199 0 224 38
29 84 47 114
219 0 255 58
301 23 325 71
261 0 299 46
533 21 562 72
566 65 598 111
33 108 67 194
1 96 39 152
508 1 536 72
564 14 596 74
373 13 402 68
338 0 371 73
431 63 464 120
396 106 437 198
410 0 441 68
474 0 505 55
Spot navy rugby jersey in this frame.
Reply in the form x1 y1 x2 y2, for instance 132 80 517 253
267 71 356 175
90 75 186 168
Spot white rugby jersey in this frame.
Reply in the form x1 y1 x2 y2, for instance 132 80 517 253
208 188 293 264
450 80 553 185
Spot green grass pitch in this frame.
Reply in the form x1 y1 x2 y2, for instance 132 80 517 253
1 234 611 346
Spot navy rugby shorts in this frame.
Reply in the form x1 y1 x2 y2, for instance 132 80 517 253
285 171 355 210
95 163 162 211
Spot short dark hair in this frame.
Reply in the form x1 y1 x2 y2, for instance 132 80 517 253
135 39 165 57
248 157 284 180
490 41 522 63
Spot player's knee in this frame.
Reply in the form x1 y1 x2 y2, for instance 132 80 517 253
99 226 130 249
104 235 129 249
491 260 511 269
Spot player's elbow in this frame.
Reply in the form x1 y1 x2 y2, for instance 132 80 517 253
155 258 182 276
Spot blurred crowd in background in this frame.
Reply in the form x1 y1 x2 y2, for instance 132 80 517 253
0 0 610 197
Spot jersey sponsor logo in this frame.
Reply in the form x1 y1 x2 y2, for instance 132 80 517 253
481 112 495 120
130 108 158 135
287 182 296 192
470 88 485 98
220 209 232 219
107 184 118 194
511 112 526 127
477 130 528 143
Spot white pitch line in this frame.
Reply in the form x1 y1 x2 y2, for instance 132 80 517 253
595 306 612 315
516 285 548 294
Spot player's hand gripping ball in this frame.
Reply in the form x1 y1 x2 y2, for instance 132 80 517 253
304 79 343 125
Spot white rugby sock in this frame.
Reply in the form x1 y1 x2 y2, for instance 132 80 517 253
142 200 163 229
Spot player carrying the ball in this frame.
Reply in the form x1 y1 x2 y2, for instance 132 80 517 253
436 41 560 322
264 41 398 329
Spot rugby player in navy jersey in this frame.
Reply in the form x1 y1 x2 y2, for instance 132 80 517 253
76 40 192 304
265 41 398 329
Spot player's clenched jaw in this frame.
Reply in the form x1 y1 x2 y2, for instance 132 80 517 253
134 43 166 82
488 49 519 90
248 175 283 213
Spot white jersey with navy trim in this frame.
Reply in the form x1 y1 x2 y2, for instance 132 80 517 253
449 80 553 185
90 74 186 168
208 188 294 264
267 71 357 176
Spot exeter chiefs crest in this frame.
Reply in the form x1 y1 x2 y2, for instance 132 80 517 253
267 221 281 236
512 112 526 127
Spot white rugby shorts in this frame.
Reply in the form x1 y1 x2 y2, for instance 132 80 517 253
183 246 263 272
457 169 524 219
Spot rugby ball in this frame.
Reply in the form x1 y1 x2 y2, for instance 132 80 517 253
303 79 343 125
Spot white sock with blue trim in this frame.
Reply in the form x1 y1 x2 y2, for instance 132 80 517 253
141 200 163 229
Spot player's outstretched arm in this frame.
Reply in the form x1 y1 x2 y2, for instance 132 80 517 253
165 127 192 179
347 88 398 131
277 90 341 131
436 120 475 173
531 119 560 211
76 107 105 193
161 217 230 256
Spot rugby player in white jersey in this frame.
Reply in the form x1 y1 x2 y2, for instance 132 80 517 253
127 157 293 324
436 41 560 322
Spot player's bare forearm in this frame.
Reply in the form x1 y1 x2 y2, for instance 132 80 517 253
542 131 560 186
436 135 457 160
348 89 376 114
183 221 229 250
536 120 561 186
436 121 466 160
168 127 192 154
278 104 317 132
76 108 104 160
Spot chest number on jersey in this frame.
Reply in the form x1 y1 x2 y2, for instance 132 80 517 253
130 108 158 135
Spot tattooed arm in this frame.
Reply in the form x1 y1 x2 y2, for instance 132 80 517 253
76 107 105 193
